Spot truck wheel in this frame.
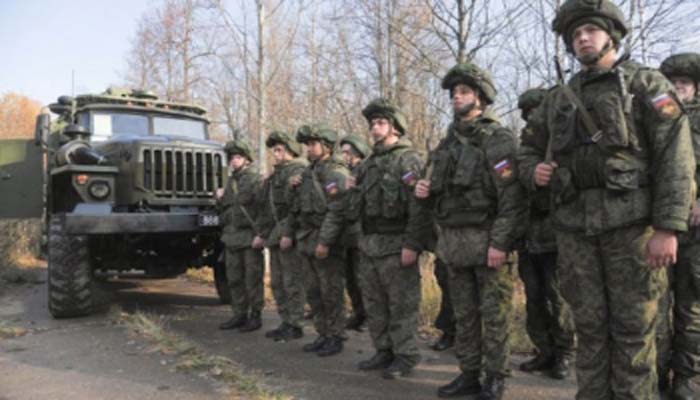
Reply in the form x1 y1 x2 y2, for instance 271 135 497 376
48 216 94 318
213 260 231 304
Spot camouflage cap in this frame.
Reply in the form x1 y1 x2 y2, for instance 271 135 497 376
296 123 337 146
265 130 302 156
339 134 370 158
552 0 628 52
361 98 407 135
660 53 700 84
441 62 497 105
224 138 254 161
517 88 548 112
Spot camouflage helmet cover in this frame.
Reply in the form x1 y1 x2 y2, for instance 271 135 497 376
361 98 408 135
441 63 497 105
517 88 548 112
296 123 338 146
660 53 700 84
224 138 254 161
339 134 371 158
552 0 629 51
265 130 302 156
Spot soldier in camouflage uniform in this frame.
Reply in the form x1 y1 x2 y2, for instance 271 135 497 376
254 131 308 342
516 88 576 380
339 134 370 331
218 138 265 332
518 1 695 398
284 124 350 357
415 63 525 400
334 99 429 379
658 53 700 400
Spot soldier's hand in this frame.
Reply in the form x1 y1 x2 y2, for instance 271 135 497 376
534 162 558 187
690 199 700 227
289 174 302 187
345 176 357 190
215 188 225 199
414 179 431 199
314 243 329 259
280 236 293 251
400 248 418 267
252 235 265 249
487 246 507 269
646 229 678 268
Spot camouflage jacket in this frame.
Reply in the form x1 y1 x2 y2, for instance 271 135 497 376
220 165 262 250
422 111 525 252
284 155 350 256
681 99 700 243
335 137 429 257
519 60 694 236
342 162 364 249
256 157 308 248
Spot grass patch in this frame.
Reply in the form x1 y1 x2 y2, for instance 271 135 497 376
0 320 28 339
184 267 215 285
118 309 290 400
0 219 45 286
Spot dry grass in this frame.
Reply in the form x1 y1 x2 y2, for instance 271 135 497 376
0 320 29 339
0 219 45 285
185 267 215 285
118 309 290 400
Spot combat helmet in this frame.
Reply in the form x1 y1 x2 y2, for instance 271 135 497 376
339 134 370 158
265 130 302 156
517 88 548 120
552 0 628 53
441 62 497 105
224 138 254 161
660 53 700 85
361 98 407 135
296 123 338 146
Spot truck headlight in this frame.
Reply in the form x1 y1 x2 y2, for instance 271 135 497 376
88 181 111 199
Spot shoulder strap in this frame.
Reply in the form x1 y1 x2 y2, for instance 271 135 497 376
560 84 603 143
231 174 260 234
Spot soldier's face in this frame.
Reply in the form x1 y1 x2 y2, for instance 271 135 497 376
305 140 324 160
370 118 394 143
671 76 697 102
272 144 292 165
229 154 247 171
341 143 360 167
452 84 479 115
572 24 610 63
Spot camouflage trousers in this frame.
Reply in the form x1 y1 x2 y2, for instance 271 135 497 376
556 225 667 400
226 246 265 316
269 246 306 328
655 274 673 382
518 250 576 359
433 257 455 336
671 241 700 378
358 251 421 365
345 246 365 318
300 253 346 337
448 263 514 376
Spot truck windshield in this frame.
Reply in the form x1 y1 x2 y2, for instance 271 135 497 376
92 112 149 142
153 116 206 140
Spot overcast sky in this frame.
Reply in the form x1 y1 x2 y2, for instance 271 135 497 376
0 0 152 106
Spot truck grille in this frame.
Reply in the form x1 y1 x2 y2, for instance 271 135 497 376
142 148 225 198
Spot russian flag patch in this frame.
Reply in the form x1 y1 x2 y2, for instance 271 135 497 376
402 171 418 186
494 159 514 180
652 93 680 119
325 181 338 196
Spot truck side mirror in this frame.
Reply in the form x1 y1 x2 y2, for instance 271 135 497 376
35 113 50 146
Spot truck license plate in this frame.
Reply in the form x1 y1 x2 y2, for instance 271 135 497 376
198 214 220 227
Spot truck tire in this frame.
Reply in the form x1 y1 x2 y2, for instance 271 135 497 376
48 216 94 318
213 260 231 304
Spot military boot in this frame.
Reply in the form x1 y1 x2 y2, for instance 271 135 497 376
265 322 288 339
358 350 394 371
671 373 700 400
382 357 416 379
239 311 262 332
550 355 571 380
478 374 505 400
437 371 481 398
302 335 328 352
317 336 344 357
519 353 554 372
219 314 247 330
430 332 455 352
275 324 303 342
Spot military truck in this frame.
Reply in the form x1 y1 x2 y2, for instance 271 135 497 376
0 87 231 318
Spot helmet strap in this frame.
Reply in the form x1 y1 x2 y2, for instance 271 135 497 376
577 39 614 66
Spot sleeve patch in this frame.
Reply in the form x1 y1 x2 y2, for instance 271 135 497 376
493 159 514 180
652 93 681 119
401 171 418 187
325 181 338 196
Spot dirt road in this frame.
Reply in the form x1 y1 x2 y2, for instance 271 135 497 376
1 269 577 400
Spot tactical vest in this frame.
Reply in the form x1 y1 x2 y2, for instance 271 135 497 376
430 121 498 227
293 157 345 229
358 146 414 234
222 169 258 231
268 159 306 222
